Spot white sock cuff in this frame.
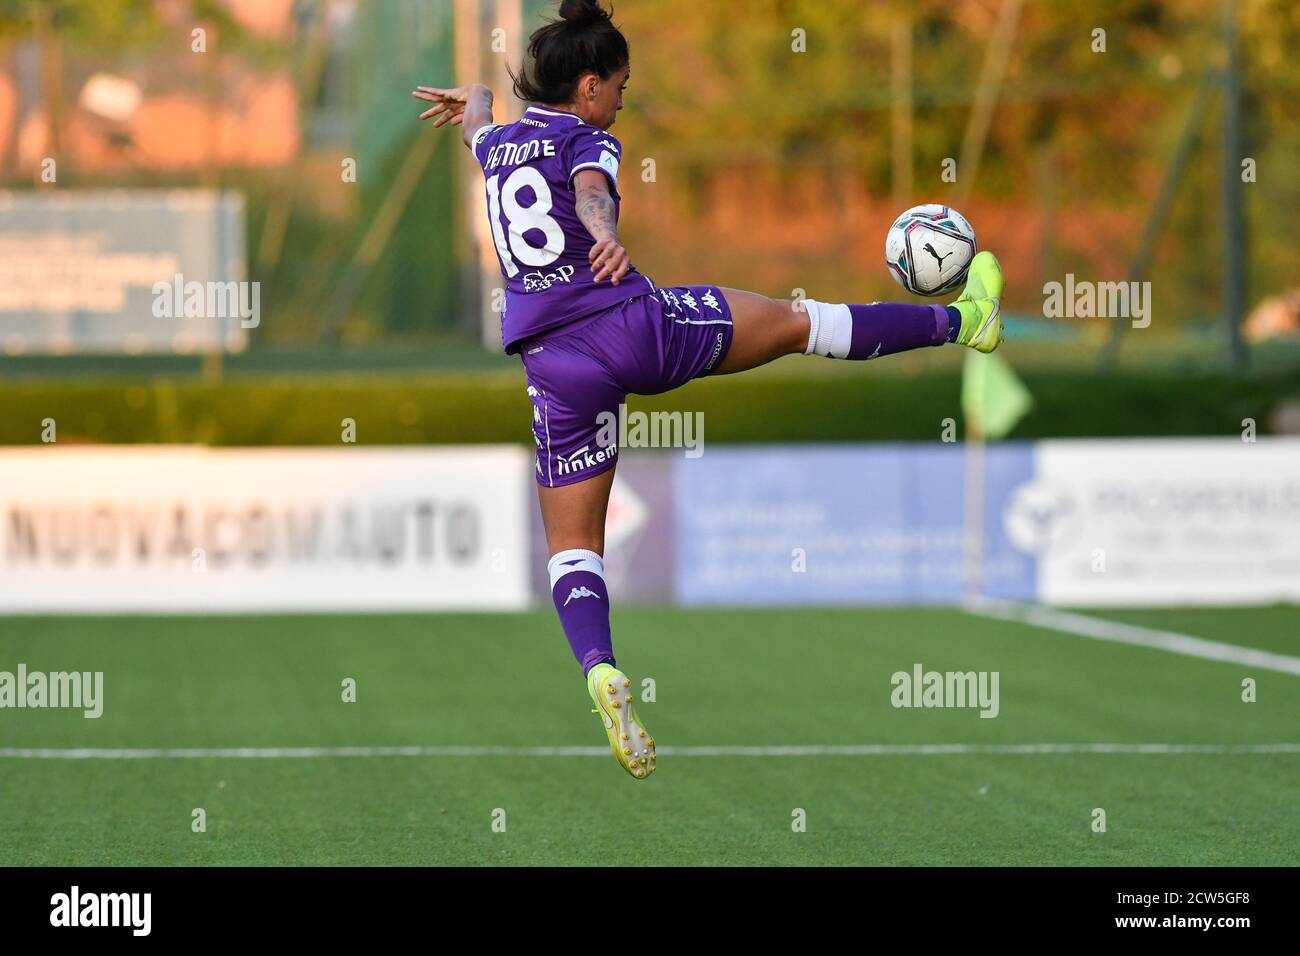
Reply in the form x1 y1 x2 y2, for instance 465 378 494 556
803 299 853 359
547 548 604 589
802 299 821 356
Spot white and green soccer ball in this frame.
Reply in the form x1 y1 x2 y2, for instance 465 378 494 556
885 204 978 297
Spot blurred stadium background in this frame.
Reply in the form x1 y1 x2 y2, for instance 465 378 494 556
0 0 1297 867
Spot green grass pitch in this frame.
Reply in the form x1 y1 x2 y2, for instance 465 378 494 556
1 607 1296 866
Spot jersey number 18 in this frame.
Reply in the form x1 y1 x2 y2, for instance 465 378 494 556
486 167 565 277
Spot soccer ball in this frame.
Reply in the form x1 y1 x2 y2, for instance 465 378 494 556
885 204 977 297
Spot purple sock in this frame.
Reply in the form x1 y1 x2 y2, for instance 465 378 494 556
548 549 615 675
945 305 963 342
805 301 953 359
846 302 949 358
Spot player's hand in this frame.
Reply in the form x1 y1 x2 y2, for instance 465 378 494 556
412 86 471 127
589 238 631 285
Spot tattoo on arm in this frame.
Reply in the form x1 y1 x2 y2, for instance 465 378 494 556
575 181 619 242
461 85 495 149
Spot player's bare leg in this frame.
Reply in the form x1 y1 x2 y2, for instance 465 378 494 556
712 289 809 374
537 466 614 557
714 253 1004 375
538 469 656 780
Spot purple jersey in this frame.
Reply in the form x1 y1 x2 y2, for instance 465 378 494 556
472 106 652 353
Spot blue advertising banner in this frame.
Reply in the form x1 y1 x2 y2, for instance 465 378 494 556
673 444 1035 605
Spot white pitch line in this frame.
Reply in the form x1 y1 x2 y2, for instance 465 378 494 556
0 743 1296 760
966 598 1300 677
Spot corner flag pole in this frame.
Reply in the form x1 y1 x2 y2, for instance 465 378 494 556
962 419 986 606
961 350 1033 606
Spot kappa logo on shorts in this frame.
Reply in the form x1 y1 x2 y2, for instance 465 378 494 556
563 585 601 606
701 290 722 312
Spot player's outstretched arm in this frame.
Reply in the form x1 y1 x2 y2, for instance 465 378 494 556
411 84 494 150
573 168 631 285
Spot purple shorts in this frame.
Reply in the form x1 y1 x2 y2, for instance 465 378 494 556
520 284 733 487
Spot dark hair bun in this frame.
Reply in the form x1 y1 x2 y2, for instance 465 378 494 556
558 0 609 25
512 0 628 105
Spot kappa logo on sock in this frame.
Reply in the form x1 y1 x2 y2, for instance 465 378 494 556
563 586 601 606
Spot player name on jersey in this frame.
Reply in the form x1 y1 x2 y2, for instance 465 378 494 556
482 137 558 172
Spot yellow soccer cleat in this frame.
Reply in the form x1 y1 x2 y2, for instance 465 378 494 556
950 250 1004 353
587 663 656 780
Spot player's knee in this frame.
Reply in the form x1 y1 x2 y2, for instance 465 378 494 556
773 298 810 354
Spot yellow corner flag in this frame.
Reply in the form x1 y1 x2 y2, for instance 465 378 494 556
961 350 1033 440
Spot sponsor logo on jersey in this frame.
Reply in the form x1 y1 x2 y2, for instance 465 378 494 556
522 265 576 292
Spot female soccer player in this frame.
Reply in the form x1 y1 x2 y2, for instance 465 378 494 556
414 0 1003 779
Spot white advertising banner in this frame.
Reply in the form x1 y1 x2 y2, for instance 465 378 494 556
1002 438 1300 606
0 446 531 612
